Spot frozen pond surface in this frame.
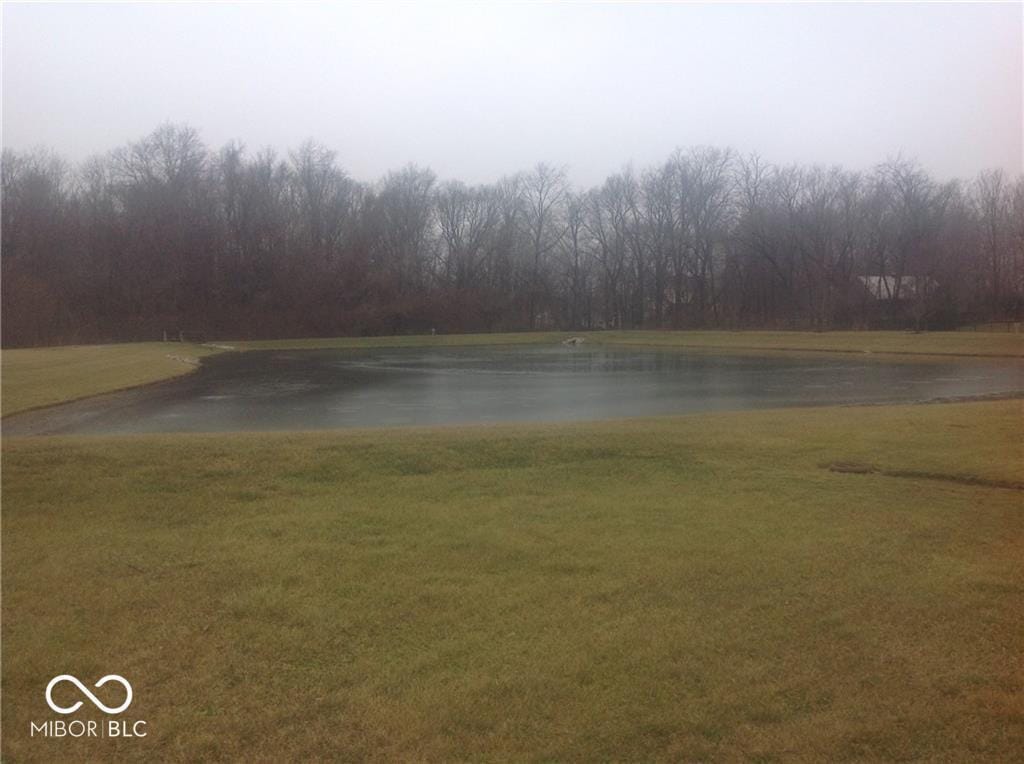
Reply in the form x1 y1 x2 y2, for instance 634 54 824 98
7 345 1022 435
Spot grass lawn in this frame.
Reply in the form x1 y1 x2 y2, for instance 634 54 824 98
236 329 1023 357
1 342 219 416
234 331 572 351
3 400 1022 760
589 329 1023 358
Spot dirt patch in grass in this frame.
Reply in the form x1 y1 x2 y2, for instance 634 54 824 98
827 461 876 474
825 460 1024 490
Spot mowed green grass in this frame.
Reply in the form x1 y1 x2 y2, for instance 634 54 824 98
234 331 571 351
3 400 1022 761
591 330 1023 358
1 343 219 416
237 329 1023 357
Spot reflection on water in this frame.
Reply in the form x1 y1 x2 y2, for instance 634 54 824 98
9 345 1022 435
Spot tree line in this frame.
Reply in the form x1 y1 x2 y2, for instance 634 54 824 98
3 123 1021 346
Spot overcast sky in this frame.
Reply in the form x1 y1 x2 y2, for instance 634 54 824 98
3 1 1021 186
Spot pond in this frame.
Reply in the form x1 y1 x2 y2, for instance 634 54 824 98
7 345 1022 435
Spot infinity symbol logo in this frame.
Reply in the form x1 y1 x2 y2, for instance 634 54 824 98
45 675 133 715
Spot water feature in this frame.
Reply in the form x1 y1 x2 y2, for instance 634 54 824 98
7 345 1020 435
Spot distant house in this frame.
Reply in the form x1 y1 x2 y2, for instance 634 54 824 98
858 275 936 302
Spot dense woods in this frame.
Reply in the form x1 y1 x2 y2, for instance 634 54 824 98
3 123 1022 346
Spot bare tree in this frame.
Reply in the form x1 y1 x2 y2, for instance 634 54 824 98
3 125 1021 346
522 163 568 328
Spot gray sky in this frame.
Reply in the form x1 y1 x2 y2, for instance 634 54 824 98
3 1 1021 185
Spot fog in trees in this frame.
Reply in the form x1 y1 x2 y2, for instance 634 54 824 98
3 124 1021 346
